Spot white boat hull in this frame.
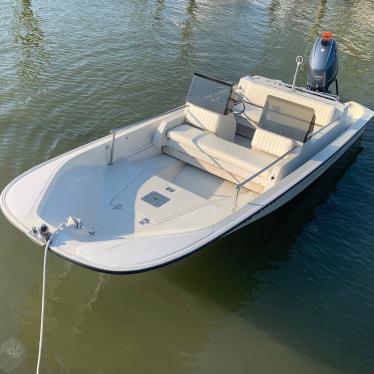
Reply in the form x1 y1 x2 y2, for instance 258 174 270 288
227 122 366 236
1 85 372 273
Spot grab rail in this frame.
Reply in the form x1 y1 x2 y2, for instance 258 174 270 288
276 82 340 102
107 104 187 165
232 146 297 210
307 118 339 140
239 77 340 102
291 56 304 93
232 114 343 208
108 129 116 165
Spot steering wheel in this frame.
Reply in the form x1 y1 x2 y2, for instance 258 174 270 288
232 94 246 115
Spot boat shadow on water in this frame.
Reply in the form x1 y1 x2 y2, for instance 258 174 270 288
159 138 364 370
14 139 365 373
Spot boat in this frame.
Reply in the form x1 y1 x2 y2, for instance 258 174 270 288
1 33 373 273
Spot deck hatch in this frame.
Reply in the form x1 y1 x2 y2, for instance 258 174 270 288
141 191 170 207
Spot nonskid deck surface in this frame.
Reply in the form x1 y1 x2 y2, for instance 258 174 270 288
39 154 258 240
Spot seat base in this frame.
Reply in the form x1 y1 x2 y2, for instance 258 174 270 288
163 124 276 192
163 147 265 194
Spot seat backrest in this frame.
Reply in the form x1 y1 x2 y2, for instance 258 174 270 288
251 128 296 157
258 95 315 143
186 103 236 141
238 77 342 127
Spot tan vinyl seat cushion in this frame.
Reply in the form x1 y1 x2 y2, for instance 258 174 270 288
251 128 296 157
186 103 236 141
165 124 276 175
153 103 237 149
238 77 343 127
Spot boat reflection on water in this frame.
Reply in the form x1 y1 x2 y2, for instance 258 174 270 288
13 0 49 88
161 140 364 372
153 0 165 22
16 141 363 374
177 0 198 69
163 139 363 308
304 0 327 56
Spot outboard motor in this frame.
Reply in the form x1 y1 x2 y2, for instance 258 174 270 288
307 32 339 95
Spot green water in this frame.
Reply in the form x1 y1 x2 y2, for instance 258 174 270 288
0 0 373 372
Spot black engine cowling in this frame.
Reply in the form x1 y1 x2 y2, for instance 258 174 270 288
307 32 338 94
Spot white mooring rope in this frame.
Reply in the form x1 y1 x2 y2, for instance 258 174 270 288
35 217 94 373
35 237 51 374
35 222 66 374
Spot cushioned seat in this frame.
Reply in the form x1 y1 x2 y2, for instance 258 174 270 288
251 128 296 157
238 76 344 127
185 104 236 141
154 76 349 195
163 124 282 192
153 103 237 149
166 125 275 172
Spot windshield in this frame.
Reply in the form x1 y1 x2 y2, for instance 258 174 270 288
186 73 233 115
258 95 315 143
